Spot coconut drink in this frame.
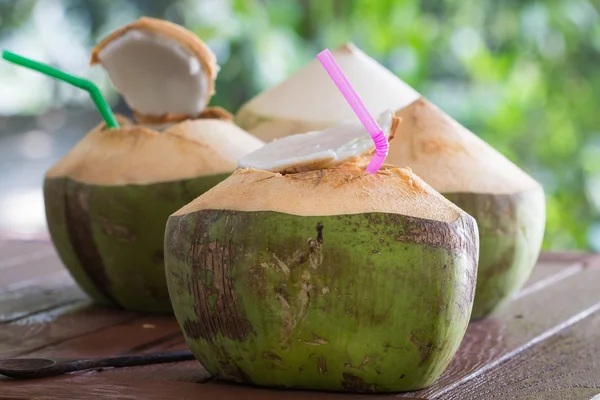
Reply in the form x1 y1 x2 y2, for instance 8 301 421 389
39 18 264 313
236 43 545 319
165 108 479 392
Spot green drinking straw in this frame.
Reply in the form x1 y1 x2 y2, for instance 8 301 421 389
2 50 119 129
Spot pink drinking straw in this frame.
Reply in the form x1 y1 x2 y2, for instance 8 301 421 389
317 48 389 174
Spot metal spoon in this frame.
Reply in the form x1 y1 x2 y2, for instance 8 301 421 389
0 350 196 379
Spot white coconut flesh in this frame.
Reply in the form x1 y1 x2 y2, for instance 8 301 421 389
236 43 420 140
92 18 219 121
96 30 209 118
239 110 395 173
46 117 264 186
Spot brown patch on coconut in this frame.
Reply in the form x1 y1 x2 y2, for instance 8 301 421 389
63 181 116 303
134 106 233 125
409 329 436 367
197 106 233 121
341 372 377 393
182 216 253 341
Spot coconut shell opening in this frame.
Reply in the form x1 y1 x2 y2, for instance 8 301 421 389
236 43 420 141
91 17 219 124
46 116 264 185
174 166 462 223
239 110 400 174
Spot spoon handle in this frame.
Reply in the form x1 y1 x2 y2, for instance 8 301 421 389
69 350 196 372
5 350 197 379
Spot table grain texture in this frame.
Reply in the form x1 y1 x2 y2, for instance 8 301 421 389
0 238 598 400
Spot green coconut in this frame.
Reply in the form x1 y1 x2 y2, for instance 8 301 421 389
235 43 545 319
44 18 264 313
393 100 545 318
164 113 479 392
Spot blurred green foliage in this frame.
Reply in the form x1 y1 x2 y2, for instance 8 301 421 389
0 0 599 251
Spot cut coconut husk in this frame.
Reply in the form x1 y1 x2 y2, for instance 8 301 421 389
236 43 419 142
165 166 479 392
46 116 262 185
176 165 459 222
236 42 545 318
91 17 219 124
391 99 540 195
238 110 400 174
44 116 264 312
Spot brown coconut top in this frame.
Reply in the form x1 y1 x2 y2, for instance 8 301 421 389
174 165 463 223
46 115 264 185
236 43 420 141
390 99 541 194
91 17 219 124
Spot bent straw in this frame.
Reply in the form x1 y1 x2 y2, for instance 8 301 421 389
316 48 388 173
2 50 119 129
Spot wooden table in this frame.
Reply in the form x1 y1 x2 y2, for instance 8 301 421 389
0 238 599 400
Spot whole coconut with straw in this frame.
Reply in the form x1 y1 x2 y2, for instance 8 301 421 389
236 43 545 319
165 52 479 392
165 113 479 392
2 18 263 313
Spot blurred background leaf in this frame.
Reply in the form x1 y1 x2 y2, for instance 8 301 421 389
0 0 598 250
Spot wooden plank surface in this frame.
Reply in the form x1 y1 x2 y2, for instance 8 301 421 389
23 316 184 358
0 303 138 359
0 240 56 264
0 270 84 324
0 374 402 400
397 264 600 398
442 311 600 400
0 240 598 400
0 250 63 289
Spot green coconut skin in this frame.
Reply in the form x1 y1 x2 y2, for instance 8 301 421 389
165 209 479 392
43 173 230 313
444 186 546 319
